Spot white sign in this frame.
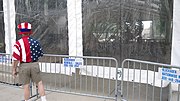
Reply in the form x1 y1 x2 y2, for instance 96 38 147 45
158 68 180 84
63 58 83 68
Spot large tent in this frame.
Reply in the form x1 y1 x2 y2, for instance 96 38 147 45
1 0 180 100
1 0 174 65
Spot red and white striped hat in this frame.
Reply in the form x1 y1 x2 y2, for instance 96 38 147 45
17 22 32 34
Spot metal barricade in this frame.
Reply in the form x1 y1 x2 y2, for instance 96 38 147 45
0 53 38 100
39 54 118 101
0 53 16 84
120 59 180 101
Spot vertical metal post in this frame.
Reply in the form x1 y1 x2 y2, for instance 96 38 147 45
30 80 32 97
132 62 135 101
85 58 87 92
115 59 118 101
152 65 155 101
169 83 172 101
138 63 142 101
146 64 149 101
127 61 130 99
108 60 111 97
121 60 125 100
55 57 57 89
103 59 105 96
91 59 93 93
96 59 99 94
178 85 180 101
160 69 163 101
36 85 38 98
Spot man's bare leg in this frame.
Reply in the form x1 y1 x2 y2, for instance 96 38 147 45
24 84 30 100
38 80 46 101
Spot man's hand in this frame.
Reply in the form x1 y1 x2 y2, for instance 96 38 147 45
12 60 19 78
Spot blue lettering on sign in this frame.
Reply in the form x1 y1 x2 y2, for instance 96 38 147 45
161 68 180 84
74 62 82 67
64 58 75 61
162 76 167 80
162 68 176 73
162 72 177 78
168 78 173 82
63 58 82 68
174 79 180 83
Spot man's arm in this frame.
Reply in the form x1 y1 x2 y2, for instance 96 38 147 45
12 60 19 78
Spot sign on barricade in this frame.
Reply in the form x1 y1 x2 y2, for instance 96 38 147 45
158 68 180 84
63 58 83 68
0 55 11 63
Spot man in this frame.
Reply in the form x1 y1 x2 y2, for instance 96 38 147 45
12 22 47 101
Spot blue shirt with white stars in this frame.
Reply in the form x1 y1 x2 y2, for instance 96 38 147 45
28 37 43 62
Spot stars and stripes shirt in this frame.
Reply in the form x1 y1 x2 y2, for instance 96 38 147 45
12 36 43 63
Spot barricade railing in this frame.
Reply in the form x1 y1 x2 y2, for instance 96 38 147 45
120 59 180 101
39 54 118 101
0 53 118 100
0 53 38 100
0 53 18 85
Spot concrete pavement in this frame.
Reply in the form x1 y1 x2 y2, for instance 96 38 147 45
0 83 114 101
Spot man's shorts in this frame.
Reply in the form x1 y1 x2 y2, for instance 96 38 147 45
19 62 42 85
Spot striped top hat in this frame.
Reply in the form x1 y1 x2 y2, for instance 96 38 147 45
17 22 32 34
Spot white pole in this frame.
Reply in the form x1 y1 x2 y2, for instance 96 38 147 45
171 0 180 100
171 0 180 66
3 0 16 54
67 0 83 56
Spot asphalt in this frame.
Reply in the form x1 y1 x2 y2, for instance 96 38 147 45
0 83 114 101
